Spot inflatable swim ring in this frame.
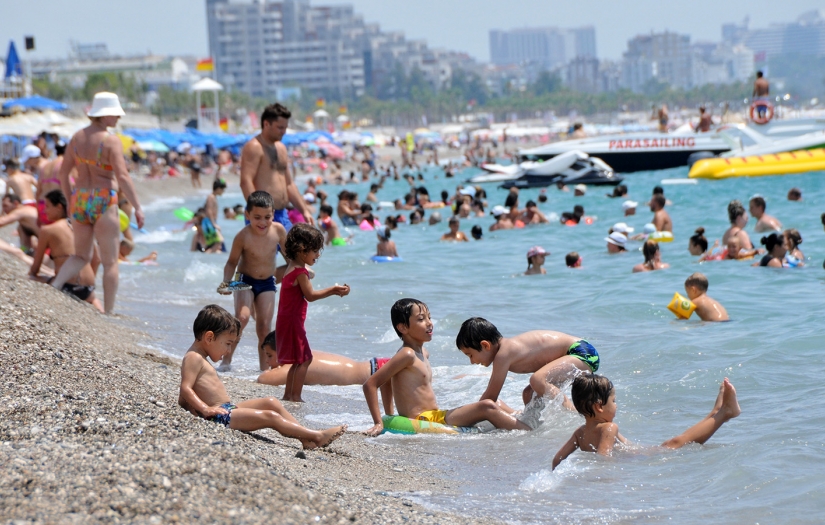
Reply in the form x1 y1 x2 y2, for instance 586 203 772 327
667 292 696 319
331 237 346 246
371 255 403 263
649 231 674 243
174 207 195 221
381 415 479 435
118 209 129 232
749 100 774 125
360 220 375 231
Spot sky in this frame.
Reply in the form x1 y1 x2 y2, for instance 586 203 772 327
0 0 822 62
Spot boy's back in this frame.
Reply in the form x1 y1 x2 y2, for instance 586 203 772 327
498 330 580 373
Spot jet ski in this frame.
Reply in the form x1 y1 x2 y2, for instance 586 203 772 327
498 151 622 189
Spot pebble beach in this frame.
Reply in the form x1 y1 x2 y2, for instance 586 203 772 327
0 248 499 524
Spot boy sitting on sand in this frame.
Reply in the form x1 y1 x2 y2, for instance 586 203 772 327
552 374 740 469
684 272 729 321
455 318 600 413
218 191 287 371
178 304 345 449
362 299 532 436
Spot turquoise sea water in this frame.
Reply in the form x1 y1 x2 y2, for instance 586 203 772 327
116 165 825 524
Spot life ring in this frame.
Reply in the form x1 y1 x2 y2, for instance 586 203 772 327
371 255 403 263
667 292 696 319
381 415 479 435
749 100 774 125
648 231 674 243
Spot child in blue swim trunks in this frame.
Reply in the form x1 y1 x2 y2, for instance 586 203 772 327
456 317 601 418
219 191 287 371
179 305 346 449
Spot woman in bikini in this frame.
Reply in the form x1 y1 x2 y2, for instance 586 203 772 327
51 92 145 314
632 240 670 273
721 200 753 250
29 190 103 313
35 140 70 226
754 233 787 268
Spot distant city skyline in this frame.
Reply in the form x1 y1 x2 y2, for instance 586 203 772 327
0 0 822 62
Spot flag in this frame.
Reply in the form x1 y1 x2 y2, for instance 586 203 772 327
219 117 229 132
338 105 347 114
4 41 22 79
196 57 214 72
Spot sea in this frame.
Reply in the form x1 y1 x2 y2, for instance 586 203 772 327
114 164 825 524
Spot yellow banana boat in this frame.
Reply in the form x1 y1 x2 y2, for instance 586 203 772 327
689 148 825 180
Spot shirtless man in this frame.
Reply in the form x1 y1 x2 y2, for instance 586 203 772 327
0 193 40 254
440 216 469 242
749 196 782 233
649 194 672 232
4 156 37 205
522 200 549 224
240 103 312 231
694 106 713 133
752 71 770 119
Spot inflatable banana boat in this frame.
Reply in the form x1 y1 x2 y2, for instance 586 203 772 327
689 148 825 180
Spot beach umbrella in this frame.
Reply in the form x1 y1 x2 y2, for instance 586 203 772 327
2 94 69 111
117 133 135 151
137 139 170 153
317 141 345 160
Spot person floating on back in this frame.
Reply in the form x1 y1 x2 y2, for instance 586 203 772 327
684 272 729 322
277 223 350 402
362 299 533 436
455 317 602 427
552 373 740 469
219 191 287 371
178 304 346 449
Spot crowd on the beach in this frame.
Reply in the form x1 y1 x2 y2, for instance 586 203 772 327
8 92 825 466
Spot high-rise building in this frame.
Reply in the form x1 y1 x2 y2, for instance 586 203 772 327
489 26 596 71
621 32 692 91
723 10 825 58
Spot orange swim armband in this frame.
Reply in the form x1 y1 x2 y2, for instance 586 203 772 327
667 292 696 319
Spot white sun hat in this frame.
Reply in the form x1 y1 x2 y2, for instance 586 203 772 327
87 92 125 117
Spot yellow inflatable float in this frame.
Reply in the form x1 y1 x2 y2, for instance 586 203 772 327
667 293 696 319
689 148 825 180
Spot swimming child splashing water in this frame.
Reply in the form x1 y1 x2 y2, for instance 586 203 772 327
277 223 350 402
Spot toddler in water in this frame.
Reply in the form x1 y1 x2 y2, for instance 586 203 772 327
552 373 740 469
684 272 729 321
277 223 350 402
566 252 582 268
525 246 548 275
375 226 399 257
178 305 345 449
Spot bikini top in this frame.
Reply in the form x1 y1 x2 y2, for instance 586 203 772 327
74 140 113 171
39 160 61 186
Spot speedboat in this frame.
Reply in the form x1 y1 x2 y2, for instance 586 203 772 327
498 150 623 189
518 131 730 173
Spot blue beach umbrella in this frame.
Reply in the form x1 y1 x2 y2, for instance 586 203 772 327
2 95 69 111
4 41 22 79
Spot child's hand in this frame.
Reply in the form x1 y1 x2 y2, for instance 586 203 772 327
363 422 384 437
202 405 229 418
336 284 350 297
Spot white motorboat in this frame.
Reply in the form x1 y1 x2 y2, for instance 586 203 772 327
498 150 623 189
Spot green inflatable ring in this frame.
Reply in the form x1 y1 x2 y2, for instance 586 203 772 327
381 415 480 435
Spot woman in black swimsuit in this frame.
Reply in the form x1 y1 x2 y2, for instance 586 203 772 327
755 233 786 268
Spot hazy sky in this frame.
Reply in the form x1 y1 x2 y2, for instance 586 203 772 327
1 0 822 62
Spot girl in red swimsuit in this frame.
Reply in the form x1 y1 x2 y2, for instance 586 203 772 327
276 223 351 402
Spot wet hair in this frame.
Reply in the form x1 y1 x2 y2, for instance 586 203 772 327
538 194 548 203
788 187 802 200
565 251 580 267
471 224 483 239
727 200 745 224
193 304 237 340
378 227 391 240
319 204 333 216
3 193 21 204
338 190 351 200
652 186 664 195
284 222 324 261
651 194 665 208
525 200 536 208
3 158 20 171
360 203 373 213
784 228 802 249
571 373 614 418
455 317 503 351
573 204 584 216
261 103 291 125
685 272 709 292
750 195 766 210
370 184 379 192
416 186 429 196
690 227 708 252
262 330 277 351
246 190 274 212
409 209 423 223
44 189 67 216
504 193 518 208
213 178 227 191
55 140 66 156
760 232 784 252
756 70 763 78
391 298 429 338
642 240 659 262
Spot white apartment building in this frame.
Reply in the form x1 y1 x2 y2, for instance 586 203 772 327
489 26 597 71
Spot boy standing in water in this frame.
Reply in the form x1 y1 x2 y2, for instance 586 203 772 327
684 272 729 321
362 299 532 436
455 318 600 414
218 191 287 371
179 305 345 449
552 374 740 469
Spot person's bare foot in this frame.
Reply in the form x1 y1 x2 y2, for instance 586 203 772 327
302 425 347 450
718 378 741 420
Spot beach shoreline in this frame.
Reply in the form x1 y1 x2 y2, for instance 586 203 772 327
0 249 499 524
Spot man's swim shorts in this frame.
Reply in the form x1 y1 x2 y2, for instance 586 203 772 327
207 402 237 427
240 274 277 298
416 409 447 425
566 340 600 372
370 357 390 376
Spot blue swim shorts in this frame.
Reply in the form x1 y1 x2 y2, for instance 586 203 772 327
207 402 237 427
240 274 277 298
567 340 600 372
